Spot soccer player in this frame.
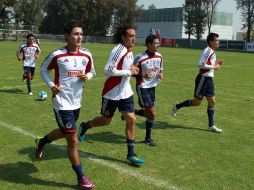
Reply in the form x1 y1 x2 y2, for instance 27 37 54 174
17 33 41 95
171 33 224 133
36 20 95 189
133 35 163 146
78 24 144 165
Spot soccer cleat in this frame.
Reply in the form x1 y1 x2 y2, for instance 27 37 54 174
171 103 178 117
28 92 33 95
127 154 144 165
208 125 222 133
35 137 43 159
78 122 88 142
78 176 95 190
144 138 156 146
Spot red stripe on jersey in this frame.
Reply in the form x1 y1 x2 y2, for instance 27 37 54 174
102 50 130 96
199 52 215 75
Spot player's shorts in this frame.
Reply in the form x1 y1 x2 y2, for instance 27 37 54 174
53 108 80 133
194 74 215 100
23 66 35 76
136 86 155 108
100 96 135 117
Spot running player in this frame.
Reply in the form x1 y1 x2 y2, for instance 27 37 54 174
17 33 41 95
134 35 163 146
78 24 144 165
36 20 95 189
171 33 224 133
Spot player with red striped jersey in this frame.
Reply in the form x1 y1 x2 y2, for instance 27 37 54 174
171 33 224 133
36 20 95 189
134 35 163 146
17 33 41 95
78 24 145 165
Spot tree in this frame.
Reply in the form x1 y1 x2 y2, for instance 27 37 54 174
0 0 16 24
183 1 195 46
205 0 221 34
235 0 254 42
148 4 156 10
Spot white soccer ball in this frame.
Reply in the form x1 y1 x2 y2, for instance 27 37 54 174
38 91 48 101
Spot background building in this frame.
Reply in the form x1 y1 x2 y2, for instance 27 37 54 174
136 0 243 40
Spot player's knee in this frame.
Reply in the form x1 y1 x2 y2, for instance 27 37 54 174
146 109 156 120
192 99 201 106
102 116 112 125
125 114 136 126
66 134 78 147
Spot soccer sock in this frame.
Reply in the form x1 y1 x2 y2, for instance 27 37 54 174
72 163 85 180
135 109 145 117
38 134 52 150
207 107 215 127
26 79 31 92
176 100 192 109
145 119 154 140
126 139 135 157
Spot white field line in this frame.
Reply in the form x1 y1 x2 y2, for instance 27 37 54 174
0 120 180 190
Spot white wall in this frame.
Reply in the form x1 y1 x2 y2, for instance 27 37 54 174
136 22 183 39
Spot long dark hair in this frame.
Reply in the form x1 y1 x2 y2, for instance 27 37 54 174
113 24 136 44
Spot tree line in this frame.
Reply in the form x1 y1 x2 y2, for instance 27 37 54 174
0 0 253 41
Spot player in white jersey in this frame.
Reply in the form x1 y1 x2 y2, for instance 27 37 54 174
35 20 95 189
17 33 41 95
133 35 163 146
78 24 145 165
171 33 224 133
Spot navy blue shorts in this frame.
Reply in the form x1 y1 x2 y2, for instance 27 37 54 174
136 86 155 108
194 74 215 100
100 96 135 117
53 108 80 133
23 66 35 76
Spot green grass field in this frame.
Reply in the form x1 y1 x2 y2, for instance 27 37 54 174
0 41 253 190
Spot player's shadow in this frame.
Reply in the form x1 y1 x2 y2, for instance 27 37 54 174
0 88 24 94
136 121 208 132
85 131 126 144
0 161 76 189
19 144 127 165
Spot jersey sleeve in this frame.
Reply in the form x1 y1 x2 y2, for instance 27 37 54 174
84 52 96 80
40 51 57 89
17 45 23 58
104 46 132 77
198 48 215 69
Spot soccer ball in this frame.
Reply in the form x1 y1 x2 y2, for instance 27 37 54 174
38 91 47 101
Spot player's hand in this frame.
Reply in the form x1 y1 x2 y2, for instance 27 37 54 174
78 73 89 82
143 71 152 79
157 72 163 80
35 55 39 59
51 85 61 95
214 64 221 70
217 60 224 65
17 56 22 61
130 65 139 75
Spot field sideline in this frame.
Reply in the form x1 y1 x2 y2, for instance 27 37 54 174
0 41 253 190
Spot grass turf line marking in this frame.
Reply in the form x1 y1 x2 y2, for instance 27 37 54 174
0 120 180 190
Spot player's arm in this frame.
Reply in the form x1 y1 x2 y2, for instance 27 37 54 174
78 54 96 82
40 52 58 91
104 51 139 77
157 56 164 80
35 46 41 59
17 45 23 61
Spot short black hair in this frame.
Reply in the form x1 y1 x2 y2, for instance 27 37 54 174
64 20 82 35
26 33 34 39
145 35 158 46
113 24 136 44
207 33 219 45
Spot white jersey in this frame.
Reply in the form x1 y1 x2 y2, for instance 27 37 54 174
40 47 95 110
17 43 41 67
198 46 216 78
134 51 163 88
102 44 134 100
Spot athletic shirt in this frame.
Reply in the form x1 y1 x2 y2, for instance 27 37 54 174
40 47 95 110
198 47 216 78
134 50 163 88
18 43 41 67
102 43 134 100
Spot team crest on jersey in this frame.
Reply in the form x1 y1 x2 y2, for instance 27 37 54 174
64 58 69 62
65 122 72 129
